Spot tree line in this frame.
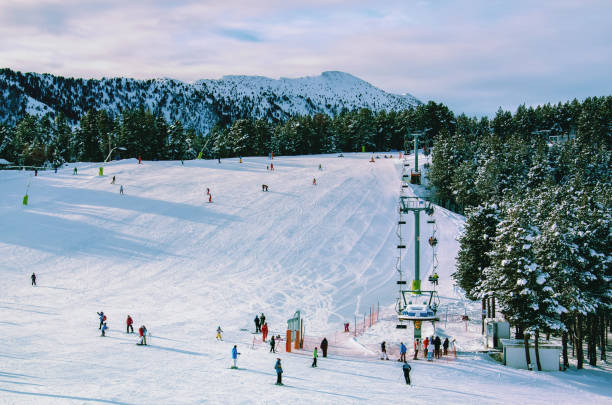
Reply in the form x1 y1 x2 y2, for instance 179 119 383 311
0 101 454 166
430 96 611 370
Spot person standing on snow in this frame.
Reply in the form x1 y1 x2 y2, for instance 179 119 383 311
380 341 389 360
443 337 449 356
312 178 317 185
111 176 115 184
261 323 268 342
312 347 318 367
260 313 266 327
423 337 429 358
270 336 276 353
126 315 134 334
216 326 224 341
321 338 328 358
275 358 283 385
434 336 442 359
231 345 240 369
413 339 420 360
31 272 36 286
254 315 261 333
119 185 124 195
399 342 407 362
101 322 108 337
402 362 412 385
138 325 148 345
97 312 106 330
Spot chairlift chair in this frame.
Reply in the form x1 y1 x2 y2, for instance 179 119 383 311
396 290 440 322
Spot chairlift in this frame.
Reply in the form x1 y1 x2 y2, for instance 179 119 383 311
397 290 440 322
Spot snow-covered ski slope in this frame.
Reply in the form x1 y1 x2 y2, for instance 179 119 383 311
1 154 610 404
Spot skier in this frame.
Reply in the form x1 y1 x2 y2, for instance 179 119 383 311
138 325 148 345
312 178 317 185
97 311 106 330
126 315 134 334
218 157 221 164
261 322 268 342
73 167 77 175
344 322 350 332
434 336 442 359
413 339 420 360
423 337 429 357
318 164 322 170
266 165 269 171
270 336 276 353
402 362 412 385
443 337 449 356
31 272 36 286
254 315 261 333
260 313 266 327
321 337 328 358
231 345 240 369
270 163 274 171
111 176 115 184
381 341 389 360
206 187 210 195
274 358 283 385
399 342 407 362
101 322 108 337
208 194 212 203
119 185 124 195
216 326 223 341
312 347 318 367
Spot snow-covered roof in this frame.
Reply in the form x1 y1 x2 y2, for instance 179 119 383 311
0 158 12 164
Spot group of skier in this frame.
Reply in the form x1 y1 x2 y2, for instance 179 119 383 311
96 311 148 344
413 336 451 360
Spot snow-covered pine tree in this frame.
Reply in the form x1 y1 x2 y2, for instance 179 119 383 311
483 197 564 370
454 203 500 332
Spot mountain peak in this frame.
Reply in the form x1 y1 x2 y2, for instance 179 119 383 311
0 68 421 133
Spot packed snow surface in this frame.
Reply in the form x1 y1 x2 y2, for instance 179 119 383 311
1 154 610 404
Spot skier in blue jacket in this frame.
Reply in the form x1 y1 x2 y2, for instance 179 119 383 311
101 322 108 337
400 342 407 362
97 311 106 330
231 345 240 369
274 358 283 385
402 362 412 385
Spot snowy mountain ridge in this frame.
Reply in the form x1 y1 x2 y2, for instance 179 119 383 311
0 68 421 133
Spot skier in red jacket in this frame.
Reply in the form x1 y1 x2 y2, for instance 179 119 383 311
261 322 269 342
126 315 134 334
138 325 147 345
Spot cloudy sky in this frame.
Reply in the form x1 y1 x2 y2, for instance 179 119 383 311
1 0 611 116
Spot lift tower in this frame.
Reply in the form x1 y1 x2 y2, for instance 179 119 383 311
396 196 437 340
408 132 423 185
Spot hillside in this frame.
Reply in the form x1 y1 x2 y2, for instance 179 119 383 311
1 154 609 404
0 68 421 133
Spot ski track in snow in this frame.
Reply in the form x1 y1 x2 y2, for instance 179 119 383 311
1 153 610 404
